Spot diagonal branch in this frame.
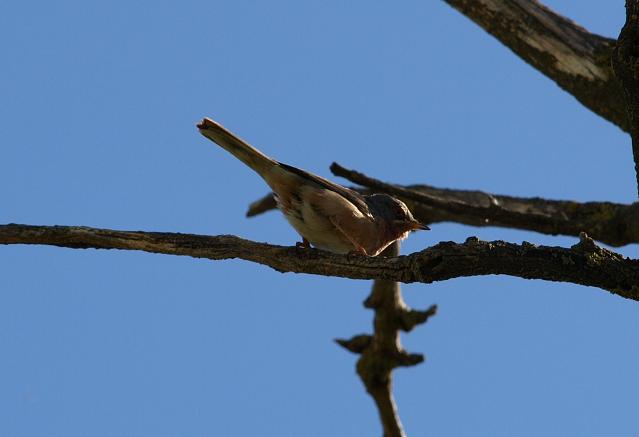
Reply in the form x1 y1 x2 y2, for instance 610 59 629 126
442 0 627 132
331 163 639 246
612 0 639 196
247 165 639 247
2 224 639 301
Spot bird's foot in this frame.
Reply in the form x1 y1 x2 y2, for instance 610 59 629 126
296 238 311 249
347 246 369 258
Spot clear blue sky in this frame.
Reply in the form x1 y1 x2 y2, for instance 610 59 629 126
1 1 637 436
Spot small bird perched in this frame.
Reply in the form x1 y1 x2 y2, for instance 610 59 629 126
197 118 428 256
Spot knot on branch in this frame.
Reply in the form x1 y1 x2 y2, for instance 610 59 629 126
396 351 425 367
572 232 599 253
356 344 425 390
335 335 372 354
399 304 438 332
465 236 481 245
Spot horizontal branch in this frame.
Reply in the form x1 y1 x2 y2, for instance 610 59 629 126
2 224 638 301
442 0 628 132
247 164 639 247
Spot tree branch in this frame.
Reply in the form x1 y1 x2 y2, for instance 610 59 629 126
2 224 638 301
442 0 627 132
247 165 639 247
336 243 437 437
612 0 639 195
331 163 639 247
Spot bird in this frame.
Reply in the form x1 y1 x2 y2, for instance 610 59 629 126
197 117 429 256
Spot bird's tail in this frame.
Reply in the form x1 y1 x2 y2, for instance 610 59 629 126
197 118 278 176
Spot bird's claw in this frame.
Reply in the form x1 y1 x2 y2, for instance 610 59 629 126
347 247 369 259
296 238 311 249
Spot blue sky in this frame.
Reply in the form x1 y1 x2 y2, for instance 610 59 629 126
1 1 637 436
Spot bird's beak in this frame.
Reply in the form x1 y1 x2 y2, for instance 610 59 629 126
393 219 430 231
408 220 430 231
415 221 430 231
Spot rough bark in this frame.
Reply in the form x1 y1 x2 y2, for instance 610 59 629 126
336 243 438 437
2 224 638 301
442 0 627 132
612 0 639 195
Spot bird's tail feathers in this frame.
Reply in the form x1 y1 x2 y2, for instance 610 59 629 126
197 118 277 176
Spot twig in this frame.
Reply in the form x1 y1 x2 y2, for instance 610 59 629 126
246 194 277 217
2 224 638 300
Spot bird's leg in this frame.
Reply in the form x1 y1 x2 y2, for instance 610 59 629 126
296 237 311 249
347 247 369 257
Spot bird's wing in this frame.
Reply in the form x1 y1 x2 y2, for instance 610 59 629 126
277 162 372 218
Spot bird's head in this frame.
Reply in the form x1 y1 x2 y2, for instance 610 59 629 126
366 194 430 238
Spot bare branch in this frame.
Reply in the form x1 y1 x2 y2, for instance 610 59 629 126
357 274 408 437
2 224 638 300
442 0 627 132
340 243 435 437
612 0 639 195
329 163 639 247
